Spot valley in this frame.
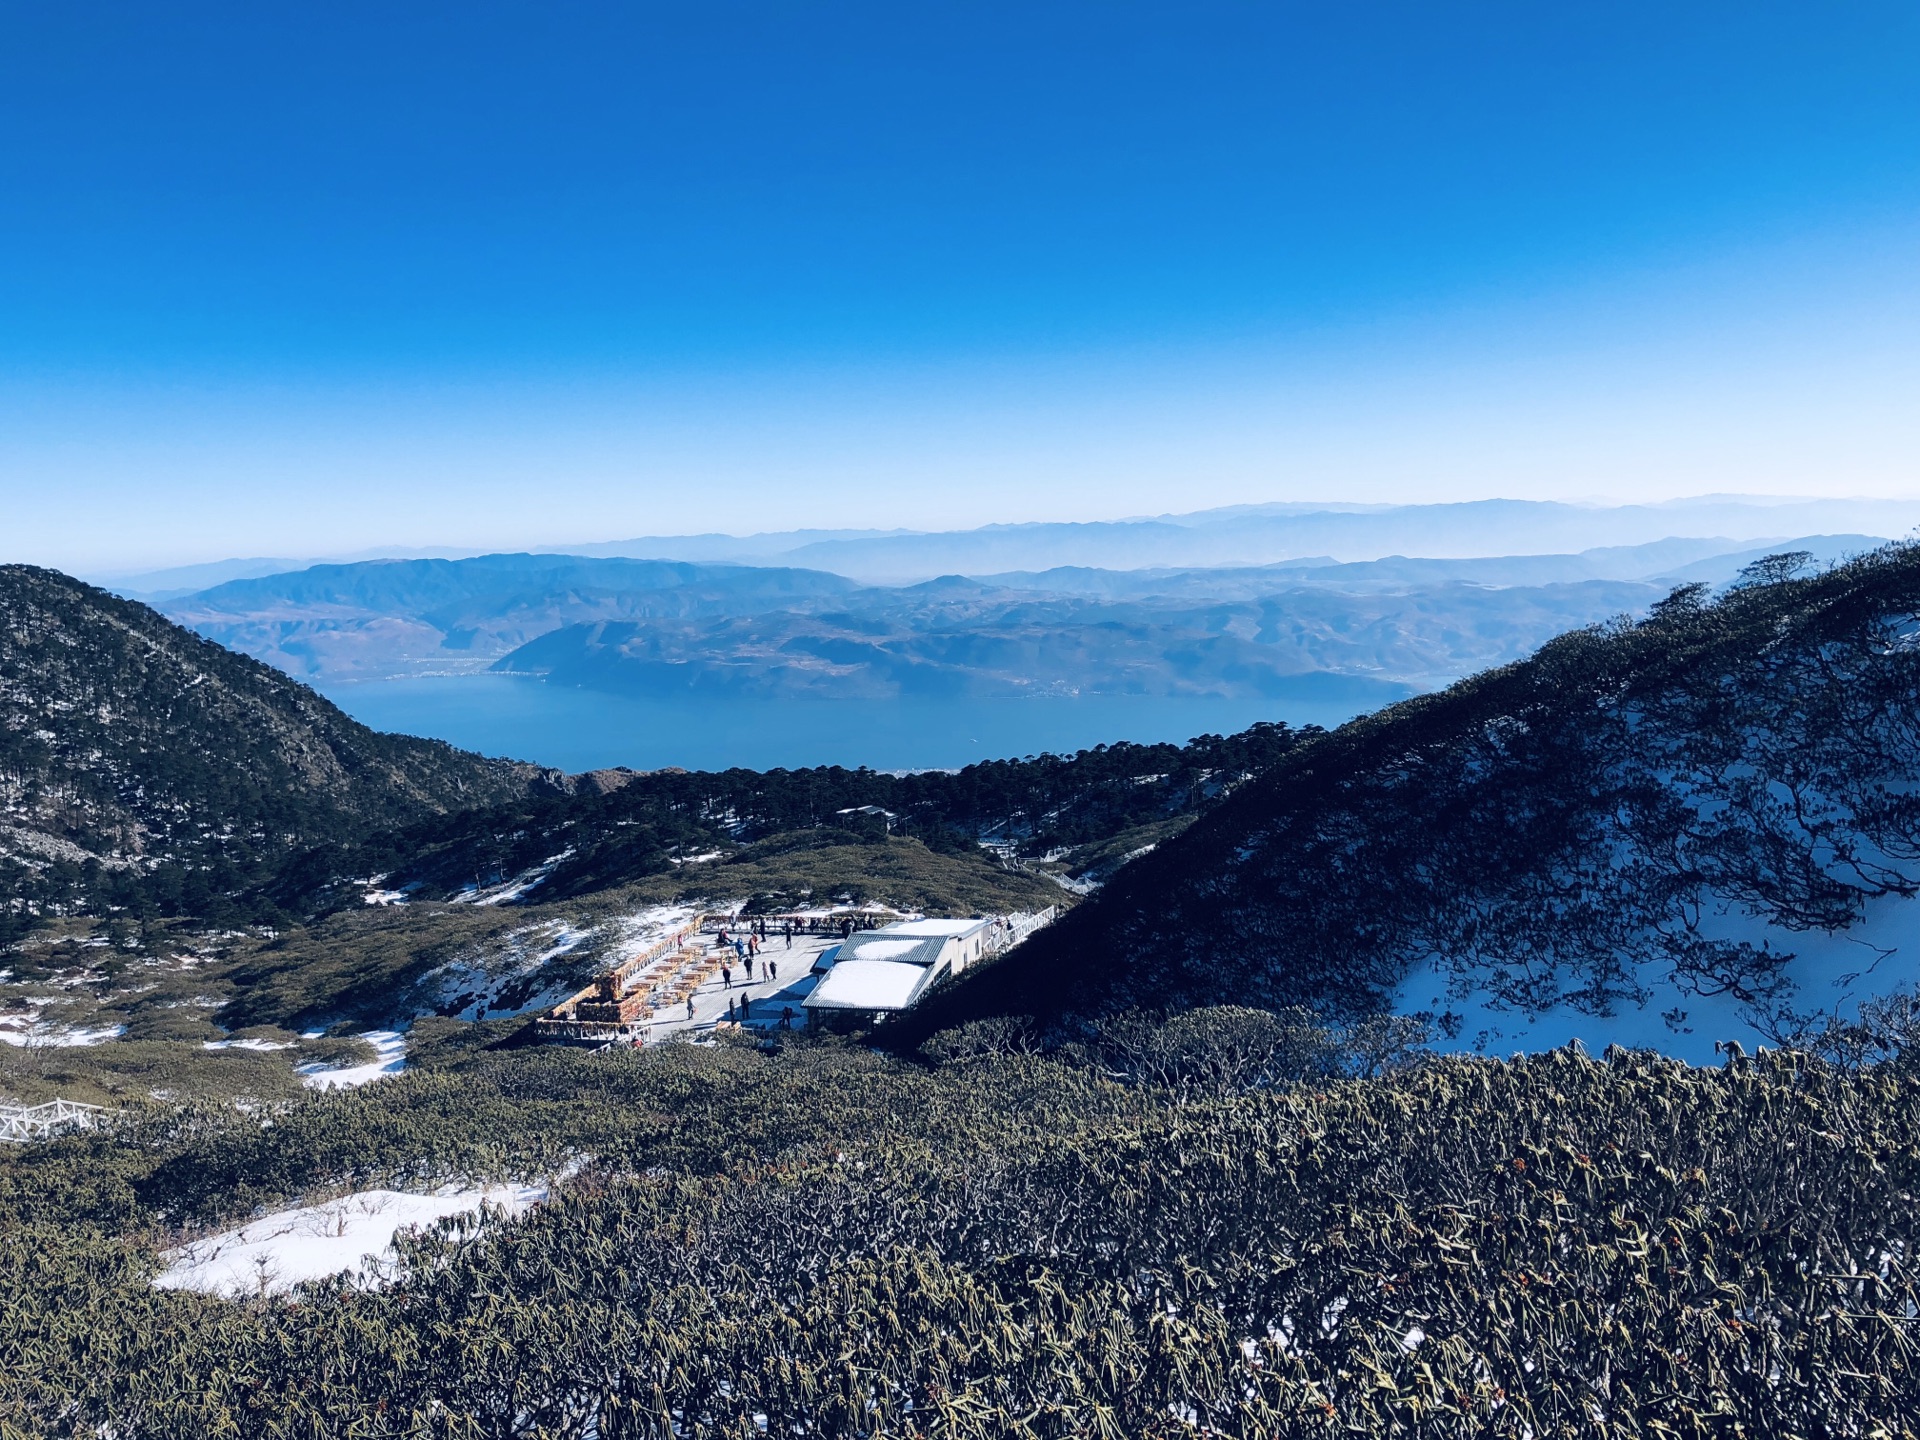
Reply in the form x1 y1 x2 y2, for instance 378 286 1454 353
8 542 1920 1434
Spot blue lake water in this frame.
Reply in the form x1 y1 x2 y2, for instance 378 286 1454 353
320 673 1410 772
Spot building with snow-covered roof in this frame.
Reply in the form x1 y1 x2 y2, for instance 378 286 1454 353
804 915 1003 1024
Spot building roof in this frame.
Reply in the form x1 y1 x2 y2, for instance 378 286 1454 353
884 917 992 938
835 930 947 969
829 917 993 970
804 959 929 1012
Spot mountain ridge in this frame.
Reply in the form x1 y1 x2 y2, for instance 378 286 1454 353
902 542 1920 1053
0 565 553 922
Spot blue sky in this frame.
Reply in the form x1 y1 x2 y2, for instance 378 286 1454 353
3 1 1919 570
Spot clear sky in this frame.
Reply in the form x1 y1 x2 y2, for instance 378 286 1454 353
3 1 1919 571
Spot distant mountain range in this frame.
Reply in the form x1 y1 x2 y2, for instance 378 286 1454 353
155 533 1885 701
164 555 858 682
102 494 1920 596
723 498 1920 582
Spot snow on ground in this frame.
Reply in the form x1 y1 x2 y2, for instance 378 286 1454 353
1399 888 1920 1065
0 1012 126 1047
412 904 709 1023
418 922 595 1022
608 903 707 958
154 1183 548 1296
449 849 575 906
202 1037 294 1052
298 1031 407 1090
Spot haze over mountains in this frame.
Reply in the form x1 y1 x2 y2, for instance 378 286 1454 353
107 494 1920 596
632 496 1920 583
154 521 1888 705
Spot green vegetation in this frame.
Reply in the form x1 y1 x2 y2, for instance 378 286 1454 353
274 721 1303 915
5 1020 1919 1433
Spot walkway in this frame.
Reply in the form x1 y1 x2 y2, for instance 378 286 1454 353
645 929 836 1040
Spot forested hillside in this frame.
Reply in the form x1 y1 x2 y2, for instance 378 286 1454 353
0 566 547 923
909 544 1920 1045
276 722 1304 914
7 1022 1920 1434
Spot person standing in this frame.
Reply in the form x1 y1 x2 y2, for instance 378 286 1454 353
722 964 732 989
727 998 737 1024
685 994 694 1020
740 994 752 1023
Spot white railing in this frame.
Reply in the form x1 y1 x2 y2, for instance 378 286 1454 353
0 1098 112 1144
984 906 1058 958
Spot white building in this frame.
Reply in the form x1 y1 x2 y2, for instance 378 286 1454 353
803 916 1001 1023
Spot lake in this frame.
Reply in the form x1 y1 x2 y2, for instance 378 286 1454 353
319 673 1411 772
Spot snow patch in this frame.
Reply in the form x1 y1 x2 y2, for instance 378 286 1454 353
202 1037 294 1052
0 1015 125 1048
844 938 922 961
298 1031 407 1090
449 849 575 906
154 1183 548 1297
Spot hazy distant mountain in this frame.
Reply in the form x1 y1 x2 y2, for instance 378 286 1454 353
567 497 1919 581
978 535 1881 600
165 554 859 681
157 536 1887 700
496 575 1665 700
107 495 1916 597
769 500 1918 581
